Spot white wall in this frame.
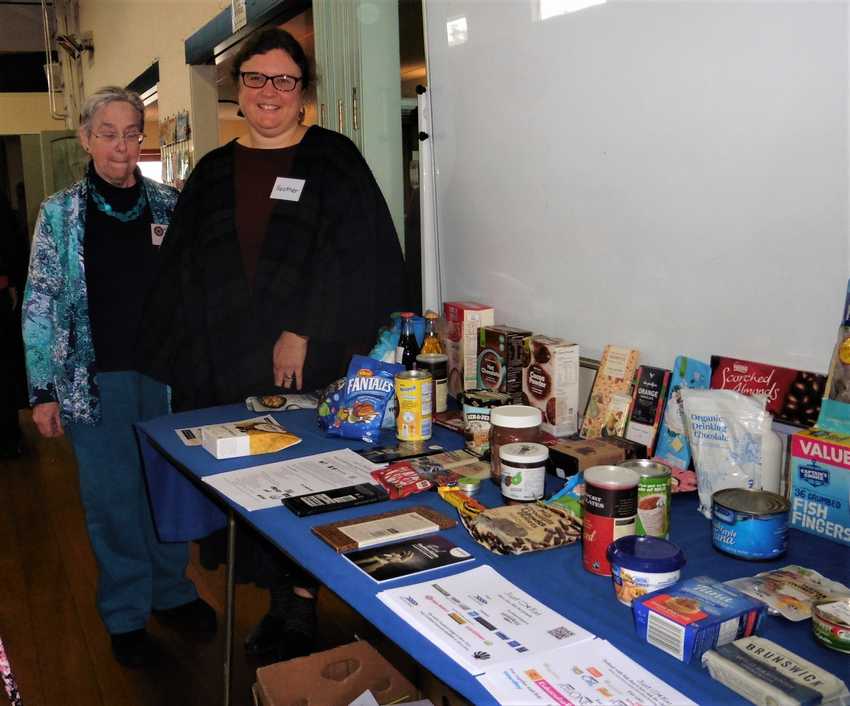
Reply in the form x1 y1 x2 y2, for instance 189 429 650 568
425 0 849 374
78 0 225 117
0 94 68 134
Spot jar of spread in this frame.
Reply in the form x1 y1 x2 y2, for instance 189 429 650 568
489 405 542 484
500 442 548 503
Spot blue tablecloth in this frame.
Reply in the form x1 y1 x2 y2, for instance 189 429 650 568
138 405 850 705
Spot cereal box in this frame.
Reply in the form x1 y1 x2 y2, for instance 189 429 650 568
443 301 495 397
632 576 765 664
522 335 579 437
580 345 640 439
789 429 850 546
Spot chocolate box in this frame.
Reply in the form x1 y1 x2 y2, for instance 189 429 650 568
477 324 533 404
710 355 826 428
580 345 640 439
522 335 580 437
624 366 671 456
443 301 495 397
547 436 647 479
789 429 850 546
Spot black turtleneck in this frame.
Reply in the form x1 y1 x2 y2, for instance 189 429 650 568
84 165 158 373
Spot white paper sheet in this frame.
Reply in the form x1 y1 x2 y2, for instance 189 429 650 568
478 639 697 706
202 449 383 511
377 565 593 675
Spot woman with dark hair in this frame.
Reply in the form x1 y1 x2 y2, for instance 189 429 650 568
140 28 406 659
22 86 215 668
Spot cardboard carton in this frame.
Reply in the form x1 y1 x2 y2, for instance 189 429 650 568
254 641 418 706
522 335 580 437
547 436 647 479
789 429 850 546
443 301 495 397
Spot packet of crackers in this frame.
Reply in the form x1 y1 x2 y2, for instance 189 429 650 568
371 462 432 499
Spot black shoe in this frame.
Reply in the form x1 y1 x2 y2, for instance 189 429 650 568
111 629 156 668
244 613 289 656
153 597 217 639
273 631 315 662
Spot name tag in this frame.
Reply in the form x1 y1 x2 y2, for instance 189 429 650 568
151 223 167 246
270 177 306 201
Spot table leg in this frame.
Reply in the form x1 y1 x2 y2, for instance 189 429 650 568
224 509 236 706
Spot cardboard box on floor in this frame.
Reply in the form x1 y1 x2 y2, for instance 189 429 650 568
253 640 419 706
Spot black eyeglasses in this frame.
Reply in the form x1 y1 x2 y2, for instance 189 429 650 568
240 71 302 92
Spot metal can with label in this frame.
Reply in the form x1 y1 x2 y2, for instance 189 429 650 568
711 488 789 560
415 352 449 414
812 598 850 654
621 459 672 539
395 370 432 442
582 465 640 576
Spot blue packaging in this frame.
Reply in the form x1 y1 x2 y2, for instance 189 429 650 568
632 575 765 663
654 356 711 470
711 488 789 559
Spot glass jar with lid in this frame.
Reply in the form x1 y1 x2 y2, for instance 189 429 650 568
488 405 542 484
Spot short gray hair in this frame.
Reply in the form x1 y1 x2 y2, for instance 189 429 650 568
79 86 145 134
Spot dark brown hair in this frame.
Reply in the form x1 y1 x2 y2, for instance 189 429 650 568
231 28 312 92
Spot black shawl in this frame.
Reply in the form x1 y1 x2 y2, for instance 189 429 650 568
139 126 406 411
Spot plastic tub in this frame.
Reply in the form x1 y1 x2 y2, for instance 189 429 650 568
606 535 686 606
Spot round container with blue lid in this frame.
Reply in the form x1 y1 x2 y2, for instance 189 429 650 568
606 536 686 606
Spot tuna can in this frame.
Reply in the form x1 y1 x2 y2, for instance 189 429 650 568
395 370 432 442
415 353 449 414
621 459 672 539
457 476 481 498
812 597 850 654
500 442 548 503
582 465 640 576
711 488 789 560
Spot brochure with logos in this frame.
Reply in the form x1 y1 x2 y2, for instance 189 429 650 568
376 565 594 675
478 639 696 705
344 534 473 583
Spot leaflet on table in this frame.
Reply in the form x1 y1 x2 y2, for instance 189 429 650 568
376 565 593 675
477 639 697 706
202 448 384 512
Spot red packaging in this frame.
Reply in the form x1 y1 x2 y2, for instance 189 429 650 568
582 465 639 575
710 356 826 428
371 462 432 499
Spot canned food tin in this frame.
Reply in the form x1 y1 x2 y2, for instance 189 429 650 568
621 459 672 539
812 597 850 654
711 488 789 560
416 353 449 414
395 370 432 442
582 465 640 576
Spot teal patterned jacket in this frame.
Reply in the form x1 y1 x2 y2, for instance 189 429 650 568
22 174 179 424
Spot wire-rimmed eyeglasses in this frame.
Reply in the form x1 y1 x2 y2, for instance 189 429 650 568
93 132 145 147
240 71 302 92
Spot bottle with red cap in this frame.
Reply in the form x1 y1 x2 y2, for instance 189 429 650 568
396 312 420 370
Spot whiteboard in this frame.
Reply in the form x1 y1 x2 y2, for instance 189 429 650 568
424 0 849 373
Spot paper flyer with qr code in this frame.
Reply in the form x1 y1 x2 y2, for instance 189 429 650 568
376 565 593 675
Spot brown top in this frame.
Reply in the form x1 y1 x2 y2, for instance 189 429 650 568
233 141 298 288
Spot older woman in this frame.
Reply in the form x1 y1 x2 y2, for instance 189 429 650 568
22 86 215 668
140 28 406 660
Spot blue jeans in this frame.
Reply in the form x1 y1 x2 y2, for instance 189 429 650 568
66 371 197 634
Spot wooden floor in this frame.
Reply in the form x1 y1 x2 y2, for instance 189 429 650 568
0 411 452 706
